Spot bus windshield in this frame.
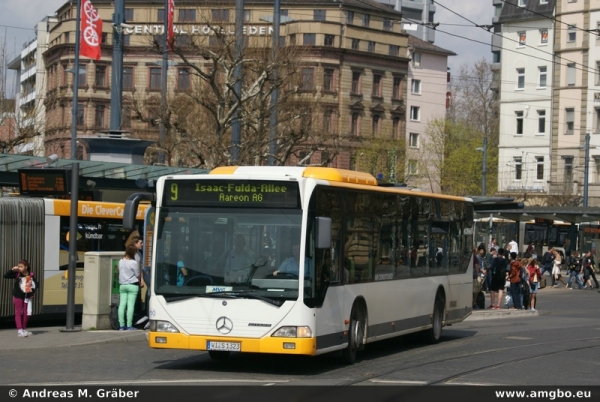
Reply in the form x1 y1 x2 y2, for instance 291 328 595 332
153 207 306 303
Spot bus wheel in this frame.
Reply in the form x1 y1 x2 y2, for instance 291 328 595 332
425 294 445 344
342 304 366 364
208 350 230 360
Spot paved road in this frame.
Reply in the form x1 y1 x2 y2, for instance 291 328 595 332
0 286 598 386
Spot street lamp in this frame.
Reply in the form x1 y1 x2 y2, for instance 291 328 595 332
476 137 488 197
583 131 590 207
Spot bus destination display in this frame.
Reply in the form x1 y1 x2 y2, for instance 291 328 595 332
163 180 300 208
18 169 70 196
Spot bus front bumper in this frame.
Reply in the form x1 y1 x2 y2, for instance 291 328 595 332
148 332 317 355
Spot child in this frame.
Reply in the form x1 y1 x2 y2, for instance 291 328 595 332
3 259 37 337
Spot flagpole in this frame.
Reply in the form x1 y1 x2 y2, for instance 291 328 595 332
158 0 169 165
110 0 124 131
71 0 82 160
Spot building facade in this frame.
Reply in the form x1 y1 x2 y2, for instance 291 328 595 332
42 0 416 170
375 0 437 44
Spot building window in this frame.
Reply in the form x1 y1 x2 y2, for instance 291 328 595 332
94 65 107 87
321 151 330 166
351 71 361 94
412 52 421 67
515 157 522 180
568 25 576 42
76 104 85 126
567 63 576 86
351 113 360 136
564 157 573 182
540 29 548 44
372 115 381 136
94 105 105 128
595 108 600 133
408 160 418 175
303 33 316 46
596 61 600 85
410 106 420 121
176 35 192 47
179 9 196 22
178 68 191 90
289 34 296 46
383 18 393 31
77 66 87 87
243 9 251 22
211 9 229 22
122 107 131 129
324 34 334 46
346 11 354 24
149 67 162 90
392 76 402 99
372 74 382 97
123 35 130 46
518 0 526 6
518 31 526 46
389 45 399 57
124 8 134 22
323 110 335 133
540 0 548 4
314 9 326 21
565 108 574 134
517 68 525 89
101 32 108 44
392 117 401 139
323 68 334 91
351 39 359 50
409 132 419 148
368 41 375 52
158 8 165 22
537 66 548 88
301 68 314 90
411 79 421 94
362 14 370 27
515 111 524 135
538 110 546 134
536 156 544 180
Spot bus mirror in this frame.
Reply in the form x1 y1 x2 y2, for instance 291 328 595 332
123 192 154 230
315 217 332 249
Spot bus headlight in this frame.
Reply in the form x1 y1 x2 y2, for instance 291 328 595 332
272 326 312 338
149 320 180 333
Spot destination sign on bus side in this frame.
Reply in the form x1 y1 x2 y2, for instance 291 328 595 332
163 180 300 208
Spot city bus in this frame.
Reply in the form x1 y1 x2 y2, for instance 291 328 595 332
0 197 147 317
124 166 476 363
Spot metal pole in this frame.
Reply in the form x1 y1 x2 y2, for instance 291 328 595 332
158 0 168 165
70 0 82 160
267 0 280 166
63 163 80 331
583 131 590 207
109 0 124 130
482 137 487 196
231 0 244 164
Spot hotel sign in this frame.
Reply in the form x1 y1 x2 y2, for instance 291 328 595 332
124 25 274 36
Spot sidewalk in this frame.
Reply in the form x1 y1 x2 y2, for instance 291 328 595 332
0 326 145 350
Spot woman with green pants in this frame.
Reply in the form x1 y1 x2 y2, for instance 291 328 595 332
118 244 144 330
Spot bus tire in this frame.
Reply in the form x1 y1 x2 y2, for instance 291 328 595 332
424 293 445 344
341 303 366 364
208 350 230 360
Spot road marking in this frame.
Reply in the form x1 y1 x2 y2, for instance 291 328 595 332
369 379 428 385
15 379 289 386
448 381 499 386
505 336 533 340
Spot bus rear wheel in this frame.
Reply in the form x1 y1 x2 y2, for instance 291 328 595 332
341 304 366 364
208 350 230 360
424 294 444 344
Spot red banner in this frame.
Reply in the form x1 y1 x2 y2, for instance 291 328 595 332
167 0 175 49
80 0 102 60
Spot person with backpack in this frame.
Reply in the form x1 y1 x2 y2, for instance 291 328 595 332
489 248 508 309
3 259 38 337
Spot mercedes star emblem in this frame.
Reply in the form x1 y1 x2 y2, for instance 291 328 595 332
215 316 233 334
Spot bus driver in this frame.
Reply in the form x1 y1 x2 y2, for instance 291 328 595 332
273 244 311 278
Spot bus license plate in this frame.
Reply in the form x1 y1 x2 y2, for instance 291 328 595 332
207 341 241 351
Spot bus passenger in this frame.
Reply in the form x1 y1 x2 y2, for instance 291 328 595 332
176 261 190 286
4 259 37 337
217 235 253 282
118 244 144 331
273 244 311 278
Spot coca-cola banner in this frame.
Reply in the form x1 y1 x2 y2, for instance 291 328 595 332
167 0 175 49
80 0 102 60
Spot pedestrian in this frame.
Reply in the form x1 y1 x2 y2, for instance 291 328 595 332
581 251 599 289
525 241 534 258
552 249 567 288
508 253 523 310
128 236 147 323
526 258 542 311
4 259 38 337
540 246 555 286
118 244 144 331
508 237 519 257
489 248 508 309
566 250 584 289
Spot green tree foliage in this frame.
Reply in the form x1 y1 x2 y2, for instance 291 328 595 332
354 137 406 183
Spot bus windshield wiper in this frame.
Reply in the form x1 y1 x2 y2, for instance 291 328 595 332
198 290 281 306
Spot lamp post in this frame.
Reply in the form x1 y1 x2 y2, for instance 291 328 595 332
583 131 590 207
158 0 169 165
267 0 280 166
476 137 488 196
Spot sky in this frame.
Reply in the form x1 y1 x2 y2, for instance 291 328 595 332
1 0 492 96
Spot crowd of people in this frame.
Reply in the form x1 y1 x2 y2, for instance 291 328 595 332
473 238 599 312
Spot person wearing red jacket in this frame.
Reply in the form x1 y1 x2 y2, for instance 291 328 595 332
527 259 542 311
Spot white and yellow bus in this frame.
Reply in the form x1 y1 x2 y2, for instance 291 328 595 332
124 166 476 363
0 197 147 317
